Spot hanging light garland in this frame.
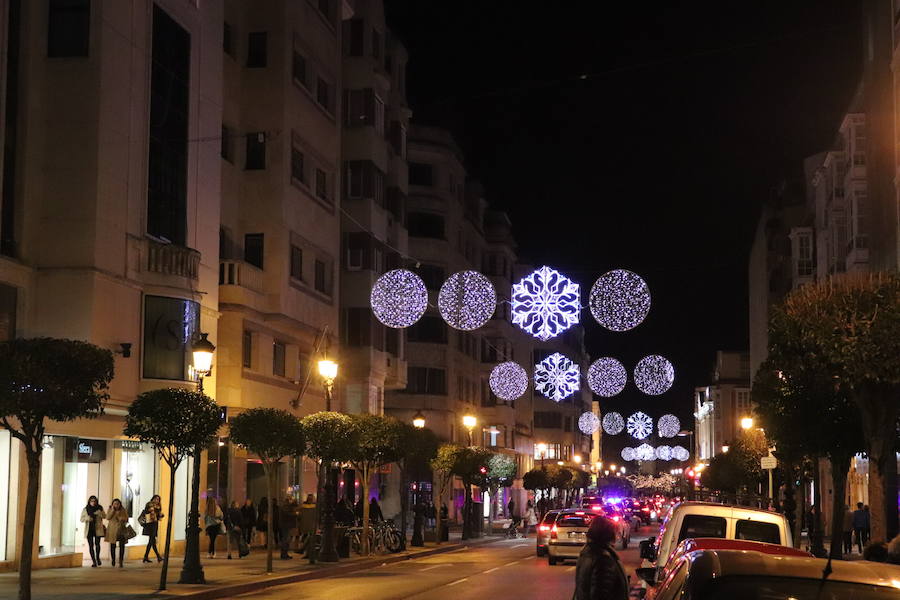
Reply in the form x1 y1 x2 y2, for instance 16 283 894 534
489 361 528 401
672 446 690 461
627 411 654 440
534 352 580 402
657 414 680 438
510 266 580 341
602 411 625 435
589 269 651 332
655 445 673 461
621 447 635 462
578 412 600 435
587 357 627 397
634 354 675 395
635 443 656 461
370 269 428 329
438 270 497 331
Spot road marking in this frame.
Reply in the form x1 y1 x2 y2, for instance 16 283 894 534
504 560 520 566
447 578 469 586
420 564 452 572
512 543 528 548
566 566 576 572
483 567 500 574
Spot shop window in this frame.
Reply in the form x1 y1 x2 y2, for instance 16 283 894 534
117 440 160 548
142 296 200 381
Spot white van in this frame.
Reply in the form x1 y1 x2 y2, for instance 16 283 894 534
639 502 792 578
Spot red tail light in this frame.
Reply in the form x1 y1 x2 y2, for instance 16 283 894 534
590 504 602 511
539 525 550 532
550 525 558 539
612 515 620 522
642 507 650 512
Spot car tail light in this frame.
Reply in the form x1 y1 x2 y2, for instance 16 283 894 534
590 504 602 511
550 525 558 539
642 507 650 512
612 515 620 522
539 525 550 532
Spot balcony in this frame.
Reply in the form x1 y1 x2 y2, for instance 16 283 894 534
147 240 200 280
219 260 266 294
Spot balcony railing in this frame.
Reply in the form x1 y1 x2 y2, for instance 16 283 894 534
219 260 266 294
147 240 200 280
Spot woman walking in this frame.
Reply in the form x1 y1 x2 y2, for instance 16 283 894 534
523 500 537 537
256 497 268 547
80 495 106 567
204 497 224 558
240 499 256 547
226 500 244 559
105 498 130 568
139 494 164 563
573 516 628 600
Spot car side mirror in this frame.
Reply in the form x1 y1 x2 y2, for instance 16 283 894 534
639 537 657 561
635 567 657 586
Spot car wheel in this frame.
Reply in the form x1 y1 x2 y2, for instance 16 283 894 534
548 556 558 565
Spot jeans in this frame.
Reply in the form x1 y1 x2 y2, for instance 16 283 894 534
228 528 243 556
242 525 254 545
206 526 220 555
86 534 102 565
144 534 160 560
843 531 852 554
854 527 866 553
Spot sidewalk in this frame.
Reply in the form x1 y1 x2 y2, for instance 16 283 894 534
0 531 503 600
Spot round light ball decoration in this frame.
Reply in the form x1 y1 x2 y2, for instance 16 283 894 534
589 269 651 332
621 447 635 462
370 269 428 329
438 270 496 331
534 352 580 402
657 414 681 439
635 443 656 461
672 446 690 462
510 266 580 341
587 357 627 397
489 362 528 401
578 412 600 435
602 411 625 435
634 354 675 396
627 411 654 440
655 445 673 461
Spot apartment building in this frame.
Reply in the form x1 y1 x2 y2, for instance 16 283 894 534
693 351 751 462
0 0 222 569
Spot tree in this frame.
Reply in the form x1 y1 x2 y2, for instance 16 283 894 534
777 272 900 540
479 453 517 533
0 339 113 600
229 408 305 573
430 443 464 544
301 412 356 561
347 413 403 554
451 446 492 539
546 464 573 507
395 424 439 547
124 388 221 591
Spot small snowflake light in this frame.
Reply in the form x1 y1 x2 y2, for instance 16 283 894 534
658 414 680 438
634 355 675 395
370 269 428 328
621 447 635 462
489 361 528 401
511 266 580 341
635 443 656 461
655 445 673 461
602 411 625 435
578 412 600 435
590 269 651 332
587 357 627 397
534 352 580 402
627 411 654 440
672 446 690 461
438 270 496 331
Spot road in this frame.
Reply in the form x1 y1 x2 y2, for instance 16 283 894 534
227 527 653 600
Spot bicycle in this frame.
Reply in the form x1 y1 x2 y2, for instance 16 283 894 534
372 519 403 553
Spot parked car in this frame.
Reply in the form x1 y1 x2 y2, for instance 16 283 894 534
637 548 900 599
547 509 602 565
600 505 632 549
535 509 560 556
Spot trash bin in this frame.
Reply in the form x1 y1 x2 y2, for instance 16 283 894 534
336 527 350 558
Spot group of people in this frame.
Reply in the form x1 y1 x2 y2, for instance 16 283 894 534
506 498 538 536
79 495 164 568
842 502 871 554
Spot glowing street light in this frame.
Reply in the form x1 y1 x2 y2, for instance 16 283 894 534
721 444 730 453
740 416 754 430
412 410 426 429
462 414 477 445
573 455 583 464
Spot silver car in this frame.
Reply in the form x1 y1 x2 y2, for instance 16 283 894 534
535 509 560 556
547 509 601 565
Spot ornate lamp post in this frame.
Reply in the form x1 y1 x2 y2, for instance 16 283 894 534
536 442 548 470
412 410 426 429
315 357 341 563
462 414 477 446
318 359 338 410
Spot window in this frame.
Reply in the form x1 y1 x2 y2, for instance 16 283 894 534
677 515 727 542
244 233 264 269
345 19 364 56
315 168 329 202
385 328 400 356
47 0 90 57
407 316 447 344
405 367 447 395
345 308 371 347
242 330 252 368
344 89 384 134
223 22 235 57
143 296 199 380
345 161 385 204
797 233 813 276
407 212 444 239
273 341 286 377
245 132 266 170
221 124 234 163
735 520 780 544
290 245 303 280
247 32 267 67
291 146 305 184
316 77 331 111
418 264 445 290
1 0 21 257
314 259 329 294
408 162 434 186
292 50 307 87
534 412 563 429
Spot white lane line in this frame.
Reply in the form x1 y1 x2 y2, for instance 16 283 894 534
483 567 500 574
512 543 528 548
447 578 469 586
566 566 576 572
420 564 452 572
504 560 520 566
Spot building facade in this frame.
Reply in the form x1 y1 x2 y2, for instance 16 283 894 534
693 351 751 462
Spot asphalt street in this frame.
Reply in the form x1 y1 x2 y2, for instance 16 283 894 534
227 527 652 600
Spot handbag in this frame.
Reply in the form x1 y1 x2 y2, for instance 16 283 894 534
122 524 138 541
219 521 226 535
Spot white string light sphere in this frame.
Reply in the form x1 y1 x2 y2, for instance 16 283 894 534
658 414 680 438
635 443 656 461
510 266 580 341
655 445 673 461
587 357 627 397
589 269 651 332
627 411 654 440
370 269 428 329
534 352 580 402
672 446 690 461
489 362 528 401
621 447 635 462
602 412 625 435
578 412 600 435
634 355 675 395
438 270 496 331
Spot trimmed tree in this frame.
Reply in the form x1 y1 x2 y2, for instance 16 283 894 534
480 453 517 534
395 424 439 548
452 446 493 539
124 388 221 591
0 338 113 600
430 443 464 544
229 408 305 573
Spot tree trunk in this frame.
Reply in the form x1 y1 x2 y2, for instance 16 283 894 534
18 448 40 600
178 445 205 584
828 454 850 560
487 489 496 535
810 457 826 557
159 464 178 590
434 476 446 545
462 482 472 540
398 463 408 550
857 384 899 542
264 466 275 573
361 466 371 555
319 462 338 561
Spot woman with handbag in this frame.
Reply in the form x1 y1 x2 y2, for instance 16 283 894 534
80 495 106 567
204 497 224 558
139 495 164 563
105 498 130 568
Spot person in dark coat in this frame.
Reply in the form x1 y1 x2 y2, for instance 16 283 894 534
225 500 245 559
240 499 256 546
335 498 356 526
573 516 628 600
139 495 164 563
369 498 384 523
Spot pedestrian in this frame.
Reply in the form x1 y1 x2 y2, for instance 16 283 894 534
105 498 130 568
354 497 364 523
507 498 516 520
279 496 299 559
204 497 224 558
335 497 356 526
369 497 384 523
271 498 281 544
240 499 256 548
257 497 269 547
80 495 106 567
425 501 436 530
138 495 164 563
299 494 316 556
852 502 867 553
863 541 889 562
225 500 245 559
842 504 853 555
573 516 628 600
523 500 537 537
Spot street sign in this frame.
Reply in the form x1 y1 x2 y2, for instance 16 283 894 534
760 456 777 470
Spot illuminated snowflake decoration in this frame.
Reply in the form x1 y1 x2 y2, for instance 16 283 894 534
489 362 528 401
587 357 627 397
627 411 654 440
438 270 496 331
511 266 580 341
534 352 580 402
370 269 428 328
589 269 651 332
621 447 635 462
602 412 625 435
578 412 600 435
672 446 690 462
635 444 656 461
634 355 675 396
655 445 673 461
658 414 680 438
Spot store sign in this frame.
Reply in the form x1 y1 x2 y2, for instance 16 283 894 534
65 438 108 463
121 441 143 453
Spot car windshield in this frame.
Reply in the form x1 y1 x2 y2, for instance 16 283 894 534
557 514 595 527
678 515 726 542
701 575 899 600
735 519 780 544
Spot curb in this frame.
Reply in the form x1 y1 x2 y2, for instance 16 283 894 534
154 535 505 600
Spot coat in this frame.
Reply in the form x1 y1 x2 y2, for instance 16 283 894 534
139 505 163 537
105 507 130 543
525 507 537 526
80 507 106 538
241 504 257 528
573 542 628 600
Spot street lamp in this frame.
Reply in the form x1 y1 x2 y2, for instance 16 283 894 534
536 442 548 469
462 414 477 445
412 410 426 429
721 443 730 454
191 333 215 392
610 463 616 471
318 358 338 410
316 356 340 562
573 455 582 464
619 466 625 474
740 416 754 430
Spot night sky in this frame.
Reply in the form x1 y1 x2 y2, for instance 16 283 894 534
384 1 862 461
